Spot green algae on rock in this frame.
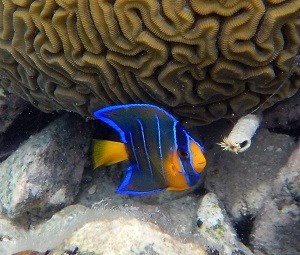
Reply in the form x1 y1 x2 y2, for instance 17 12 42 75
0 0 299 124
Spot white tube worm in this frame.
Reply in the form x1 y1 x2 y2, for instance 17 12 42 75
218 114 261 153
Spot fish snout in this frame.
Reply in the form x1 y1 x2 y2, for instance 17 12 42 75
194 160 206 173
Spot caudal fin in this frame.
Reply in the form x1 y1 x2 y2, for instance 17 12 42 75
92 140 128 169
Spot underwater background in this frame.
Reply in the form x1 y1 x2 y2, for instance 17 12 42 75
0 90 299 255
0 0 300 254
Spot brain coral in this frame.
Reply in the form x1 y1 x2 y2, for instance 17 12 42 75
0 0 299 124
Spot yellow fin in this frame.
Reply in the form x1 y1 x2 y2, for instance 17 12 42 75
92 140 128 169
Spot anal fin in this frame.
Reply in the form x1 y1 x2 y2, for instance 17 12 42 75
116 165 166 195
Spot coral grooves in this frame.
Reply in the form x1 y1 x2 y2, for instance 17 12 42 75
0 0 299 124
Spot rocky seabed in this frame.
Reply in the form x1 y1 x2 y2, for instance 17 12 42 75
0 90 299 255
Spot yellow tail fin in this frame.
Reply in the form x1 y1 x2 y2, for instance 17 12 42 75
92 140 128 169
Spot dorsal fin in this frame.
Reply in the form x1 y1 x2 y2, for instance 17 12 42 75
93 104 177 143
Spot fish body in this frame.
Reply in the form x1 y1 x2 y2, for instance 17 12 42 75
93 104 206 195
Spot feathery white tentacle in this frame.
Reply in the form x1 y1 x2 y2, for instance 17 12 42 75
218 114 261 153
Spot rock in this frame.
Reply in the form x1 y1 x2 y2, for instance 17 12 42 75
250 142 300 255
204 128 295 220
76 163 203 239
0 114 93 219
54 217 206 255
263 90 300 131
0 191 255 255
77 168 201 239
196 193 253 255
1 205 206 255
0 107 58 163
0 90 29 133
0 205 90 254
0 215 26 244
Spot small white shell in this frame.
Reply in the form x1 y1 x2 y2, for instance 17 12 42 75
218 114 261 153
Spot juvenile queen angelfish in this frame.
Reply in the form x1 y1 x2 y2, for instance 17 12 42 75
93 104 206 195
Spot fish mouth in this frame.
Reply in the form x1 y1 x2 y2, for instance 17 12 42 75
195 161 206 171
197 161 206 168
197 161 206 166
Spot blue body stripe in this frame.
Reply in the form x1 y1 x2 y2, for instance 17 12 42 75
191 137 205 153
189 137 205 174
186 131 193 171
175 125 201 186
179 158 186 175
137 119 153 177
182 133 202 187
155 114 165 180
185 134 194 186
128 131 140 171
172 122 178 150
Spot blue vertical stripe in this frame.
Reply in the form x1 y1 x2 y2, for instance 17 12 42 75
155 114 165 181
137 119 153 177
128 131 140 171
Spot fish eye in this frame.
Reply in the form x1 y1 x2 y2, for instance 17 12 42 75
177 148 189 159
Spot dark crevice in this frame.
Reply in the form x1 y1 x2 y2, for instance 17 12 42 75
233 214 255 246
206 248 220 255
92 119 121 142
0 106 60 162
192 184 208 196
268 126 300 142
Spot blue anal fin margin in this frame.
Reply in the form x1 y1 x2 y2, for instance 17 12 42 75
116 165 166 195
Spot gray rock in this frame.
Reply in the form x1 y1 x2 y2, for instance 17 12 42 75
77 169 201 239
0 90 28 133
76 163 205 241
263 90 300 131
0 114 93 219
0 205 91 254
3 194 252 255
53 217 206 255
250 142 300 255
0 214 26 244
204 128 295 220
1 205 207 255
196 193 253 255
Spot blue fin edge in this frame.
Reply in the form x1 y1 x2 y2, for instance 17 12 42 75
93 115 127 143
94 103 178 122
116 165 166 196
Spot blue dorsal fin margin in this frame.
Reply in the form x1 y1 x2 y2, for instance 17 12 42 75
94 104 178 121
93 115 127 143
93 104 180 145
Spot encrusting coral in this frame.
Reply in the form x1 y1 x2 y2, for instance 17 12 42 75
0 0 299 124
